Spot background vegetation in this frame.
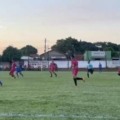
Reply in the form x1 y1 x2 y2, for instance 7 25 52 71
0 37 120 62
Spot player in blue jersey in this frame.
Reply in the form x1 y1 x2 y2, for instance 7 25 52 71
16 63 23 77
99 62 102 72
87 60 94 78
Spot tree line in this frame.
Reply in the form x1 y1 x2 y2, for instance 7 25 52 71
52 37 120 58
0 37 120 62
0 45 37 62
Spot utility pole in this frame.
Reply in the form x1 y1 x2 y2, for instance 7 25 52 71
44 39 47 60
105 51 107 69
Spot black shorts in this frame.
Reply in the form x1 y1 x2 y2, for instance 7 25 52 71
88 69 94 74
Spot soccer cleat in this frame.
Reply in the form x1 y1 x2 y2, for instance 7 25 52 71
82 78 85 82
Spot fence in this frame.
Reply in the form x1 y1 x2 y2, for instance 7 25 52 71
23 60 120 69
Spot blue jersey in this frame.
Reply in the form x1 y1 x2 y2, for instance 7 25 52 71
99 63 102 67
16 66 22 72
87 63 93 69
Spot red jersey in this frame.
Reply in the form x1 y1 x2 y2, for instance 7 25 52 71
71 58 79 77
118 68 120 74
49 62 57 71
9 62 16 76
71 59 78 70
11 62 16 71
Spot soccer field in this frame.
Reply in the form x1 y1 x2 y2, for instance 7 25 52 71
0 71 120 120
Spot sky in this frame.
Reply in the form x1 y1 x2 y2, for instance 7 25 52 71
0 0 120 54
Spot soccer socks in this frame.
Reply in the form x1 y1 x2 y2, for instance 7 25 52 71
16 73 23 78
76 77 85 82
0 81 2 86
49 72 52 77
76 77 83 80
50 72 57 77
20 73 23 77
54 73 57 77
73 78 77 86
73 77 85 86
87 73 89 78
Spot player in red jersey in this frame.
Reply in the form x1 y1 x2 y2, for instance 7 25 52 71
49 60 57 77
9 60 16 78
118 67 120 76
71 55 85 86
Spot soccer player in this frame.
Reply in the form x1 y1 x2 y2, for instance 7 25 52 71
99 62 102 72
16 63 23 77
49 60 57 77
0 80 2 86
9 60 16 78
118 67 120 76
71 55 85 86
87 60 94 78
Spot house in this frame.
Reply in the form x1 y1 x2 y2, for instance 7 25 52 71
40 50 67 60
29 54 40 60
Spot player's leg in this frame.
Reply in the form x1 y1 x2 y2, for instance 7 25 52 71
10 70 15 78
11 71 16 78
72 70 78 86
73 77 77 86
19 72 23 77
16 71 19 77
18 69 23 77
49 70 53 77
54 72 57 77
9 70 12 76
0 81 2 86
90 69 94 74
75 70 85 82
87 69 90 78
76 77 85 82
53 70 57 77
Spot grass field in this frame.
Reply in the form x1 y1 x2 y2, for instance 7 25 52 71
0 71 120 120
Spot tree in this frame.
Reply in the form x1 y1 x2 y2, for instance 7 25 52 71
2 46 21 62
51 37 98 54
20 45 38 56
52 38 120 56
0 55 2 62
79 41 98 53
95 42 120 58
51 37 80 54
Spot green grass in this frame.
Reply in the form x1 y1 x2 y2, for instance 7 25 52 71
0 71 120 120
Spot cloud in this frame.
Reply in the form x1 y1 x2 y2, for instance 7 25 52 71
0 25 3 29
0 25 7 30
0 25 6 30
